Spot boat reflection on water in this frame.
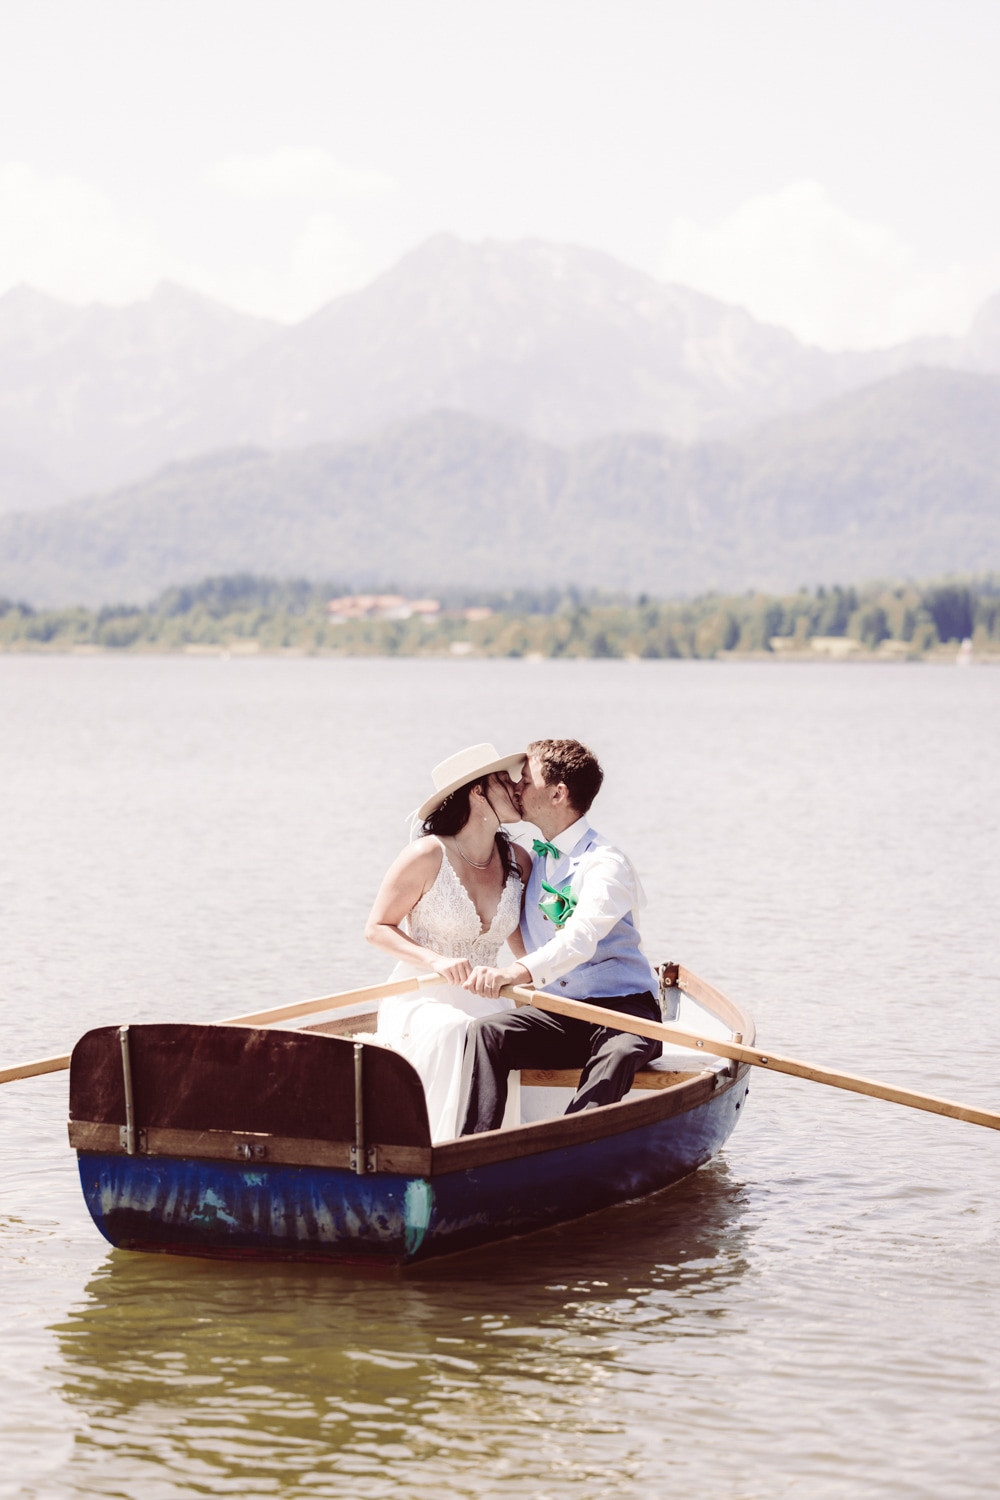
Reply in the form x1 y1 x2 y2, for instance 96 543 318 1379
51 1160 752 1496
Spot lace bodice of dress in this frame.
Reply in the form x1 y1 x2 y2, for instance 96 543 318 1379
407 842 522 967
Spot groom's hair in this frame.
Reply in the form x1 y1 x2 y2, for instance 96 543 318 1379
528 739 603 814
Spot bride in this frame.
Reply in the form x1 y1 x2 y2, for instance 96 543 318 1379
365 743 531 1142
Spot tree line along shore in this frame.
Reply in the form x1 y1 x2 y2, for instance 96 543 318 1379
1 576 998 661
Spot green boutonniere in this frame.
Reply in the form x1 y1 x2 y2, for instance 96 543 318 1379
539 879 577 929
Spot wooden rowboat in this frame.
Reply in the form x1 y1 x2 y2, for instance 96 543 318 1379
67 964 754 1266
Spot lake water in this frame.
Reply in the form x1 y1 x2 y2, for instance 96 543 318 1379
1 655 998 1499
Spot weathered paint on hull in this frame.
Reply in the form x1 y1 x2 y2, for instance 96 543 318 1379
77 1075 748 1266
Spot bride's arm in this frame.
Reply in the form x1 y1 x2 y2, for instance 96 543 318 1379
364 840 474 985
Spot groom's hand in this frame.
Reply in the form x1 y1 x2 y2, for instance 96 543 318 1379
464 962 531 998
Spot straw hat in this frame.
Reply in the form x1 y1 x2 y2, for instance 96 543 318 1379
415 742 526 821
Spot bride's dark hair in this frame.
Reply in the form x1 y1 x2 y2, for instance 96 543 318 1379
423 777 517 881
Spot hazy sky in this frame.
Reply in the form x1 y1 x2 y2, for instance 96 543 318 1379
3 0 999 349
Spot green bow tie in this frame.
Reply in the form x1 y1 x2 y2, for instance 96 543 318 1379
532 838 561 860
539 879 577 929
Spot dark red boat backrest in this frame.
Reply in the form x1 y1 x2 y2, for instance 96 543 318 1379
69 1024 431 1148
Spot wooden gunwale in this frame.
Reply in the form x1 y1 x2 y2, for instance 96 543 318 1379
67 1121 432 1175
676 967 754 1041
430 1069 728 1171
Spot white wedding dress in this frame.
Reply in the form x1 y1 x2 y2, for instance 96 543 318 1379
376 840 523 1142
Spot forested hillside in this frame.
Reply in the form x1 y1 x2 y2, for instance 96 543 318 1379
2 370 998 607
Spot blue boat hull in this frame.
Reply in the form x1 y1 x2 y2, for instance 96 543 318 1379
77 1072 749 1265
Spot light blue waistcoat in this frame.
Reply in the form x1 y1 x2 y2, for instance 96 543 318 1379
521 832 658 1001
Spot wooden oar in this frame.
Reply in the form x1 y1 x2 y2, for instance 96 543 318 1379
0 972 440 1086
503 985 1000 1133
220 971 439 1028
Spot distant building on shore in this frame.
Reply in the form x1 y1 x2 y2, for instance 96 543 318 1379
806 636 861 657
325 594 442 624
325 595 493 626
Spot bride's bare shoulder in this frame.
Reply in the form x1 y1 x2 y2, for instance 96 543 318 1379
395 834 445 877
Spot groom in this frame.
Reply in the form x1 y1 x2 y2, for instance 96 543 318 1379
458 738 661 1133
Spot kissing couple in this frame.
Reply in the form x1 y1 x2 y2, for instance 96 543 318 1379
365 739 662 1143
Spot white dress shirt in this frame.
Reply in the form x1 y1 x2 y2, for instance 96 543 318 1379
521 816 648 989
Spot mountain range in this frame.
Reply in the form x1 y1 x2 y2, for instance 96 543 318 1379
0 281 275 508
4 367 998 607
4 234 1000 515
2 234 999 606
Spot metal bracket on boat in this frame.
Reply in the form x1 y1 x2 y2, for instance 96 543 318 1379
716 1032 743 1085
656 961 681 1022
234 1141 267 1161
118 1025 146 1155
350 1144 378 1173
351 1042 378 1174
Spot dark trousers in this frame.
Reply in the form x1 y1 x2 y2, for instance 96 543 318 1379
458 991 662 1135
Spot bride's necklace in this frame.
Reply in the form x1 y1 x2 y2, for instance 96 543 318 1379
452 836 496 870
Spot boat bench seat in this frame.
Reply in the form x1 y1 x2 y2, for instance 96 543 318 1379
522 1065 695 1090
521 1048 730 1091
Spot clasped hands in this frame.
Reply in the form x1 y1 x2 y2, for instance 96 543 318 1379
464 960 531 998
429 954 530 998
